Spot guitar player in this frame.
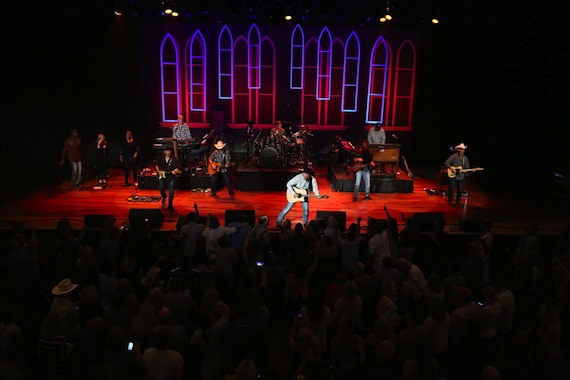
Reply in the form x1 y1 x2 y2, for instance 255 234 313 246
353 139 375 202
445 142 470 206
155 145 181 211
276 166 321 227
208 139 235 199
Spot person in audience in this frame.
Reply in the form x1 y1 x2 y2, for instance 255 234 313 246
142 327 184 380
368 220 391 273
50 278 81 342
332 280 363 328
298 289 331 359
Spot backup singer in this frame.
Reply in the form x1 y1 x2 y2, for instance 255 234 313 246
276 166 321 227
119 130 140 187
445 143 470 206
60 128 83 189
95 133 108 187
208 140 235 199
155 146 181 211
353 140 375 202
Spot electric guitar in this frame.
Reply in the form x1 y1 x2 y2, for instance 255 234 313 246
158 168 181 179
286 186 330 203
447 166 484 178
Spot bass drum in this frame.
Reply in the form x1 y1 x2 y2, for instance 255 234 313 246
260 147 280 167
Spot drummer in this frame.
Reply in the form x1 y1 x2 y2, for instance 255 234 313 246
270 120 289 143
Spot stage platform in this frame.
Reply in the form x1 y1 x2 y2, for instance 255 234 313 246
138 162 304 192
328 164 414 193
235 163 302 191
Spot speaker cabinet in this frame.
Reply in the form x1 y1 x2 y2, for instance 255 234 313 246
84 214 114 229
316 211 347 231
128 208 164 229
412 212 445 232
225 210 256 228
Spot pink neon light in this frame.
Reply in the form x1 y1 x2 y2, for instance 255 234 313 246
160 33 181 122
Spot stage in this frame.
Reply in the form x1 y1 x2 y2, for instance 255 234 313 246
0 165 566 237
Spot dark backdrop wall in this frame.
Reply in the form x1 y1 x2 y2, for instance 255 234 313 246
3 1 569 199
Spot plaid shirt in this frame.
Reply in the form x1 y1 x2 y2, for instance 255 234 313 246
172 123 192 140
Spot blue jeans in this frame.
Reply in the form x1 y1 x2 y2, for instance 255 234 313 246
158 177 175 208
277 201 309 225
353 168 370 198
211 170 234 196
448 178 465 204
70 161 82 186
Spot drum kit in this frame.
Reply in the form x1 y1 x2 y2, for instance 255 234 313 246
246 128 309 168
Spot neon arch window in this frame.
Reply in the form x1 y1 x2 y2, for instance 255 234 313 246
316 27 332 100
391 39 416 128
218 25 234 99
187 30 207 112
248 24 261 89
160 33 181 122
290 24 305 89
341 31 360 112
365 35 390 124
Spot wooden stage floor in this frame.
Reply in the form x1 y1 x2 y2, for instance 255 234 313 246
0 166 566 236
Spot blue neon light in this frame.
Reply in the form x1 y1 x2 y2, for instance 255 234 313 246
290 24 305 89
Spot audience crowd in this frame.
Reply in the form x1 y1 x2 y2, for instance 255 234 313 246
1 211 570 380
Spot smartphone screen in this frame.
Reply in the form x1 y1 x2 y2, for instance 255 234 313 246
127 342 134 351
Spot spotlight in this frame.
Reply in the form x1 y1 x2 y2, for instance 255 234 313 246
172 11 179 17
431 18 439 24
379 16 387 22
165 8 173 15
114 10 123 16
284 14 292 21
385 14 392 21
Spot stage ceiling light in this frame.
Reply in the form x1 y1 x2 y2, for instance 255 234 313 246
379 16 387 22
164 8 173 15
114 10 123 16
172 11 179 17
284 14 292 21
431 18 439 24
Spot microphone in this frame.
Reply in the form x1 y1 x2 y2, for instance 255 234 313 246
391 134 398 140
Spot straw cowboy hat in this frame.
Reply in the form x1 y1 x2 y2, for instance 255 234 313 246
213 140 227 149
52 278 78 296
455 143 468 150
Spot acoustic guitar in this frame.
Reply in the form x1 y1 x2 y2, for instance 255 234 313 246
447 166 484 178
286 186 330 203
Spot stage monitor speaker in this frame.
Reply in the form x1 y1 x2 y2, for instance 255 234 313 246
225 209 256 228
84 214 114 229
412 212 445 232
316 211 347 231
128 208 164 229
459 219 483 233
